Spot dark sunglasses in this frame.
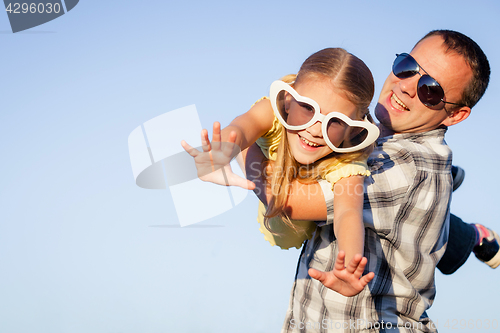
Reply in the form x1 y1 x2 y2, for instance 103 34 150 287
392 53 464 108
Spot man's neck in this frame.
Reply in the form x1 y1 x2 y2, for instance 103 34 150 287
378 123 396 138
377 123 448 139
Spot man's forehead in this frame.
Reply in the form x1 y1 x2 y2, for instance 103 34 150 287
411 35 472 98
411 35 445 59
410 36 467 76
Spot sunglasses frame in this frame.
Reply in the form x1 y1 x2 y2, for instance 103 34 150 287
393 53 465 108
269 80 380 153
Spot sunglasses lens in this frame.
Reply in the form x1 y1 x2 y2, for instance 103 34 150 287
326 118 369 149
417 75 444 106
275 89 288 120
344 127 369 149
276 91 315 127
393 54 419 79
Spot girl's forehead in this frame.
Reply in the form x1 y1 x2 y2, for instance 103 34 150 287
294 80 358 118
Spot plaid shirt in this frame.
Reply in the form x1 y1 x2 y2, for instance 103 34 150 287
282 128 452 333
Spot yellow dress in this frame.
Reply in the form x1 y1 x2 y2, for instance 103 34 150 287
255 110 370 250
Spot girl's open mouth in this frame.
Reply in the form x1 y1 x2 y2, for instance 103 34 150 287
299 135 323 151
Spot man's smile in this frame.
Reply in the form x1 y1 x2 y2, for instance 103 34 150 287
391 92 409 111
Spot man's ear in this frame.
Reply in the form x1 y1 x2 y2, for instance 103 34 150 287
441 106 471 127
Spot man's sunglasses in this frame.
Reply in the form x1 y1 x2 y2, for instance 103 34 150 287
392 53 465 108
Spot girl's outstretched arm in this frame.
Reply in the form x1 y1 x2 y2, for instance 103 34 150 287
181 99 275 189
247 143 365 263
220 98 275 152
246 145 373 296
332 175 365 265
181 122 255 189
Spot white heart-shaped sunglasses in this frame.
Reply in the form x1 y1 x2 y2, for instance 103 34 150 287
270 80 379 153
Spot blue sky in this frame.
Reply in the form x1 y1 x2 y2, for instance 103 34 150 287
1 1 499 332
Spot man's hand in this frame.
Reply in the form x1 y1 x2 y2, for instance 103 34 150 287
181 121 255 190
308 251 374 297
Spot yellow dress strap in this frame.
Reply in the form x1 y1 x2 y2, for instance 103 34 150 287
324 160 370 189
255 116 282 161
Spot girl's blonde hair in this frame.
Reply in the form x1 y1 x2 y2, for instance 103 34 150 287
264 48 375 233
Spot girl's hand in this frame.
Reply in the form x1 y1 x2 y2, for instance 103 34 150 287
308 251 374 297
181 122 256 190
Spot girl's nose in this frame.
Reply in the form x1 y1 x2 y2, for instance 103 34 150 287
306 121 322 137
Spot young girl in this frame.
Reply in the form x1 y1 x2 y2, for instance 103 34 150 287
182 47 378 273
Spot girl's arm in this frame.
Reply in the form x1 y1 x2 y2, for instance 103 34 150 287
250 144 365 263
247 141 365 263
181 99 275 189
246 144 374 296
220 98 275 152
246 145 365 262
332 175 365 265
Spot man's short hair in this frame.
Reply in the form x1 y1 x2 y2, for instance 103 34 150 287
416 30 490 109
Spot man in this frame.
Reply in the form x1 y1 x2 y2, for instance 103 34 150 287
188 29 497 332
243 30 495 332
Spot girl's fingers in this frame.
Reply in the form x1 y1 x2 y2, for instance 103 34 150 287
213 130 239 160
201 129 211 152
228 130 237 144
222 135 239 158
360 272 375 286
246 180 256 190
212 122 221 142
353 257 368 279
228 175 256 190
211 122 222 150
181 140 199 157
308 268 326 283
334 251 346 271
345 254 362 275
